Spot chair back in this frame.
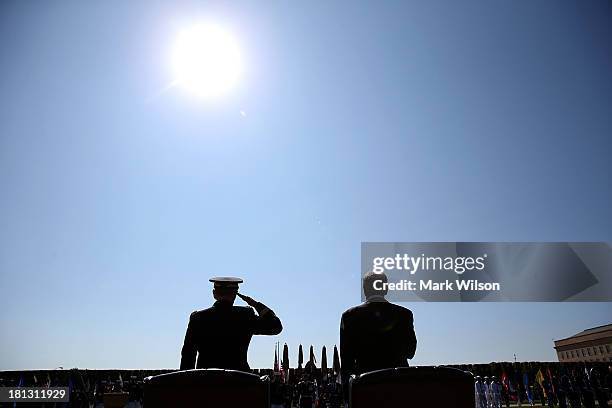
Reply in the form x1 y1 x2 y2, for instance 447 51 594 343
143 369 269 408
349 366 474 408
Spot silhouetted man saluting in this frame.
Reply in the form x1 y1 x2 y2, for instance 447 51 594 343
340 272 417 400
180 277 282 371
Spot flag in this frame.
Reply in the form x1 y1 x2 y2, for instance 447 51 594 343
309 345 316 365
274 343 279 373
282 344 289 383
13 376 24 408
508 378 515 394
321 346 328 380
535 369 546 397
546 367 555 395
282 344 289 371
333 345 341 384
298 344 304 369
67 378 74 404
305 345 317 373
523 372 532 403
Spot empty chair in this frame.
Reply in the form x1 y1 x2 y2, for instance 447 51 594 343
349 366 474 408
143 369 269 408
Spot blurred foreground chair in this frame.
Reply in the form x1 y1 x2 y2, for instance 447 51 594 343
349 366 474 408
143 369 269 408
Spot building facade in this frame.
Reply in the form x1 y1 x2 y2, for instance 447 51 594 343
554 324 612 363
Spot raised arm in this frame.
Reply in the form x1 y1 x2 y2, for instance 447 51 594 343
238 293 283 335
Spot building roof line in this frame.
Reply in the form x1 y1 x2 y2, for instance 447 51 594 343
554 324 612 344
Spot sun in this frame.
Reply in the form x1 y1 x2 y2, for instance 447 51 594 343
171 23 242 99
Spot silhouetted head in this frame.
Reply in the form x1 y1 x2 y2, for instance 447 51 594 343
213 286 238 305
210 277 242 305
362 271 388 300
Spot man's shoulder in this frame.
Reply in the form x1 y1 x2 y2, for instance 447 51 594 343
190 307 213 319
342 301 413 318
385 302 414 317
194 302 233 315
341 303 364 318
191 305 254 316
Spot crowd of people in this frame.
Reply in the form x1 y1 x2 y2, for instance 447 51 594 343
466 362 611 408
0 361 610 407
267 361 612 408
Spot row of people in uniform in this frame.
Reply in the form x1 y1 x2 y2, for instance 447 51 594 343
473 368 610 408
475 376 504 408
530 370 609 408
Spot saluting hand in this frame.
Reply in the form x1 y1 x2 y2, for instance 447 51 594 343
237 293 258 307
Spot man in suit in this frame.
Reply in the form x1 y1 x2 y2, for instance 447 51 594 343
340 271 417 401
180 277 283 371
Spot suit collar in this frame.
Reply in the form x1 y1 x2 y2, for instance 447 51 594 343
365 295 387 303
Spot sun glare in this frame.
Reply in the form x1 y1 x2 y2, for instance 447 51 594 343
171 23 242 99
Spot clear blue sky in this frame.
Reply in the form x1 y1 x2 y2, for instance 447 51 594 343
1 0 611 370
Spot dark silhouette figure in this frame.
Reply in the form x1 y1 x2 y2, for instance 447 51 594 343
180 277 282 371
340 272 417 400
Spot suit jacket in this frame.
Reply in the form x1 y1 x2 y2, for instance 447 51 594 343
180 300 282 371
340 299 416 397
